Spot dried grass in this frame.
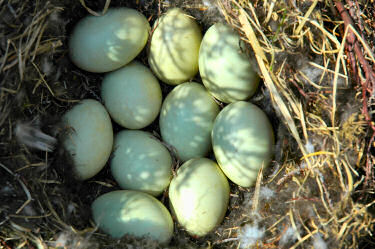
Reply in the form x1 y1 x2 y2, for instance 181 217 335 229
0 0 374 248
216 0 375 248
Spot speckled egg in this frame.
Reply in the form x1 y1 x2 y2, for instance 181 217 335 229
148 8 202 85
199 23 259 103
212 101 274 187
92 190 174 243
111 130 173 196
168 158 230 236
101 61 162 129
159 82 220 162
69 7 150 73
61 99 113 180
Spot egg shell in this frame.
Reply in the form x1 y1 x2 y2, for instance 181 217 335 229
159 82 220 162
111 130 173 196
199 23 259 103
168 158 230 236
61 99 113 180
212 101 274 187
91 190 174 243
148 8 202 85
101 61 162 129
69 7 150 73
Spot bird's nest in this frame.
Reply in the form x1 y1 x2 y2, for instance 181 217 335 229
1 0 374 248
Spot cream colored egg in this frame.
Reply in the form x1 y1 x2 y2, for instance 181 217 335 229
148 8 202 85
101 61 162 129
212 101 274 187
199 23 259 103
159 82 220 162
111 130 173 196
69 7 150 73
92 190 174 243
61 99 113 180
169 158 230 236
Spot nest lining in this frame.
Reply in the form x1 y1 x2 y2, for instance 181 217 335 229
0 0 374 248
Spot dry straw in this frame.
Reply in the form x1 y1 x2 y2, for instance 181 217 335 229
216 0 375 248
0 0 374 248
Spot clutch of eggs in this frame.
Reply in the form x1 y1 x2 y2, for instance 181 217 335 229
65 5 275 243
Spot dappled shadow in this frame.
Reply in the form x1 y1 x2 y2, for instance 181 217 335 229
212 101 274 187
159 82 220 162
92 190 173 244
199 23 259 103
69 8 150 73
148 8 202 85
110 130 173 196
169 158 229 236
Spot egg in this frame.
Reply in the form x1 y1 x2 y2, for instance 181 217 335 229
159 82 220 162
111 130 173 196
148 8 202 85
101 61 162 129
212 101 274 187
168 158 230 236
92 190 173 243
199 23 259 103
69 7 150 73
61 99 113 180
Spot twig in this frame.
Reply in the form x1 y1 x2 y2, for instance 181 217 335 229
0 163 32 215
79 0 111 16
0 239 12 249
213 237 239 245
335 1 375 186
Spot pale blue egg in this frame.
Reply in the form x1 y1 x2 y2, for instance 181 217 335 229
101 61 162 129
61 99 113 180
169 158 229 236
69 8 150 73
199 23 259 103
92 190 174 243
212 101 274 187
148 8 202 85
159 82 219 162
111 130 172 196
